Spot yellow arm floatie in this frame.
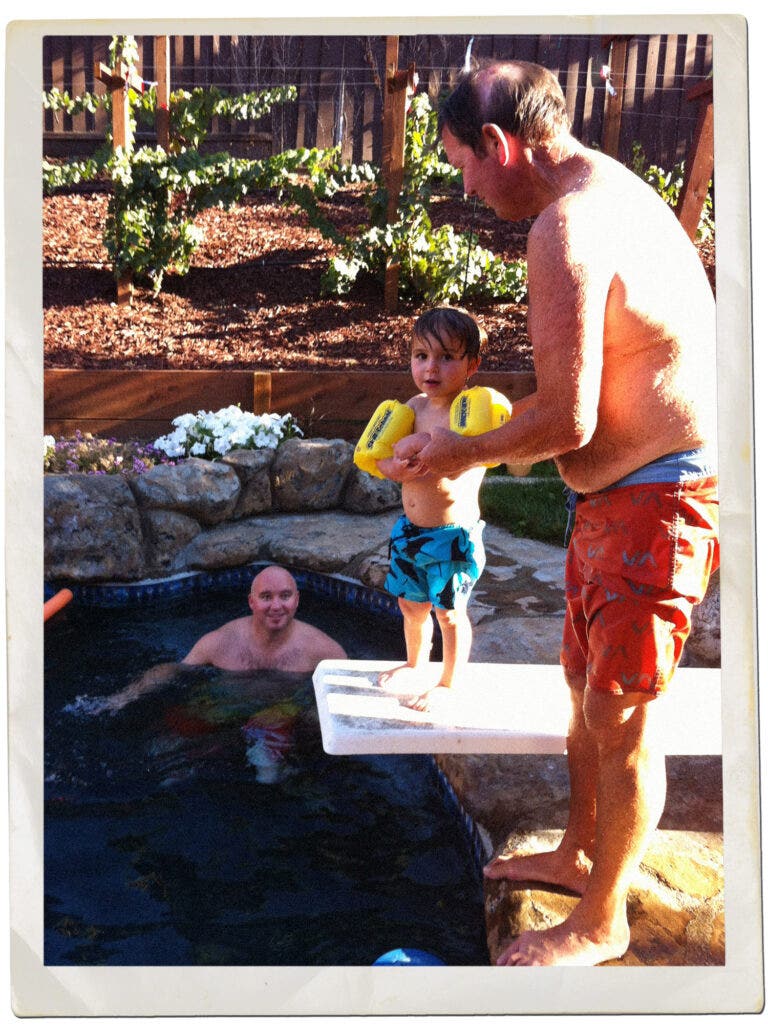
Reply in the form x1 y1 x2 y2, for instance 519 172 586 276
353 400 415 478
449 386 512 469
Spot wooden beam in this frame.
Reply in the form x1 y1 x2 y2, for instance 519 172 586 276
94 58 146 304
677 80 714 241
600 36 629 159
380 37 416 313
154 36 171 151
253 371 272 414
45 369 538 442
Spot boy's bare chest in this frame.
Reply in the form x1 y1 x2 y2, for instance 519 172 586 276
413 401 451 434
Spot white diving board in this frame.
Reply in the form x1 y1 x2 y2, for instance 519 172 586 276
312 661 722 756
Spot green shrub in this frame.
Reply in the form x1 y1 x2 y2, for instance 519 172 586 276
630 142 714 242
43 41 527 305
320 92 528 304
480 476 567 545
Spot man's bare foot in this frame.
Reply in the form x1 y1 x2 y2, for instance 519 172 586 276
495 915 630 967
484 846 592 896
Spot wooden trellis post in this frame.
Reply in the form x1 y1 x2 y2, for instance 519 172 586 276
600 35 630 160
381 36 416 312
154 35 171 152
676 79 714 241
94 54 144 305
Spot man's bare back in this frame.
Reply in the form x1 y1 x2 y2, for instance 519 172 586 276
432 127 716 493
530 149 716 492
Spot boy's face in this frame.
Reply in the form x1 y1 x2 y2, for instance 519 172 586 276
410 332 479 402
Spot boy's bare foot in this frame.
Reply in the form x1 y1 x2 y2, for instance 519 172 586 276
484 846 592 896
376 663 427 692
495 914 630 966
402 677 459 712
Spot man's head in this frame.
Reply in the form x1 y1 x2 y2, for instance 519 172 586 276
438 59 571 155
248 565 300 633
438 60 571 222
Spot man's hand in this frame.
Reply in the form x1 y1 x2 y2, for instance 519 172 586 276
410 427 477 477
392 431 432 461
375 455 431 482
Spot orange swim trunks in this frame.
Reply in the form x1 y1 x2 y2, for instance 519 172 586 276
561 475 719 697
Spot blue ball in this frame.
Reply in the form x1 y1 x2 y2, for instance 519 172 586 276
373 947 445 966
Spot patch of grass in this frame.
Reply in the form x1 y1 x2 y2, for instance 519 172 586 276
485 459 561 479
480 475 568 545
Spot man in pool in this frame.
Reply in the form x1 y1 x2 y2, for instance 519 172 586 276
402 60 719 967
102 565 346 711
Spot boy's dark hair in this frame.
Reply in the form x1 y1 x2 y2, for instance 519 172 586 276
412 306 486 361
438 58 571 155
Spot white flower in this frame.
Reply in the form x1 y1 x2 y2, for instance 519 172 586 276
172 413 197 430
154 405 300 461
44 435 55 456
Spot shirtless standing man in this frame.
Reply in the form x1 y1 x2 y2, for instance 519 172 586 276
103 564 346 710
402 60 719 966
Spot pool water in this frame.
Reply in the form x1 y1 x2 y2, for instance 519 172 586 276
44 585 488 966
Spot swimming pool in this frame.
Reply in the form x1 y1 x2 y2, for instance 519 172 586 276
44 571 488 966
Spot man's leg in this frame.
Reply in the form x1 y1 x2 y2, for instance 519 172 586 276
484 670 597 895
495 688 666 967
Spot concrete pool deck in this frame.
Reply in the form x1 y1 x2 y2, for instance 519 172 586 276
313 660 722 756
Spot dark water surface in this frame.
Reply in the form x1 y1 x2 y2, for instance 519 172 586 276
44 588 487 966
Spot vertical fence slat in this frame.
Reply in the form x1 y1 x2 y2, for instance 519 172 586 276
601 36 629 159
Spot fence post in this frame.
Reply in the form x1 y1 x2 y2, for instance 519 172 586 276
253 371 272 414
600 35 630 159
381 36 416 312
94 54 145 305
676 79 714 242
154 36 171 152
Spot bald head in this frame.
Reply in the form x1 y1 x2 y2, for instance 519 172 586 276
439 58 571 155
250 565 298 599
248 565 300 633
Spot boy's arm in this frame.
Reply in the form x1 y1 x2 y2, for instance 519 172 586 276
376 430 433 481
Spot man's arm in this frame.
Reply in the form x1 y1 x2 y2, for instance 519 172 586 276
99 661 189 712
99 627 220 712
413 202 610 475
181 628 223 666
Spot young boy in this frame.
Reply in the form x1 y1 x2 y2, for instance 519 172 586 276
374 306 489 711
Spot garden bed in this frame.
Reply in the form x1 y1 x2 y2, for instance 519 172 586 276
43 182 715 373
43 186 534 372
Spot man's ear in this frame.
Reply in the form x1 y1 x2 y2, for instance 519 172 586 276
482 123 511 166
467 355 481 380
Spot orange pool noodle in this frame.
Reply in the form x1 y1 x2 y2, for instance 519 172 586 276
44 588 73 622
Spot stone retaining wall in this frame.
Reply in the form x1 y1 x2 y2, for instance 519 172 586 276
45 438 401 585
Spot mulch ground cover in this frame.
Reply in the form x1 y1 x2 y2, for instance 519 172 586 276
43 186 714 374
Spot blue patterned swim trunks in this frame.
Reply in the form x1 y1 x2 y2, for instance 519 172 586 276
384 515 486 610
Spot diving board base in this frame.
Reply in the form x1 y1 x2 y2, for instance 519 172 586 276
312 661 722 756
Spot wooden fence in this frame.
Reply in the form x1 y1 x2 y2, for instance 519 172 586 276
44 368 538 442
43 32 712 170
